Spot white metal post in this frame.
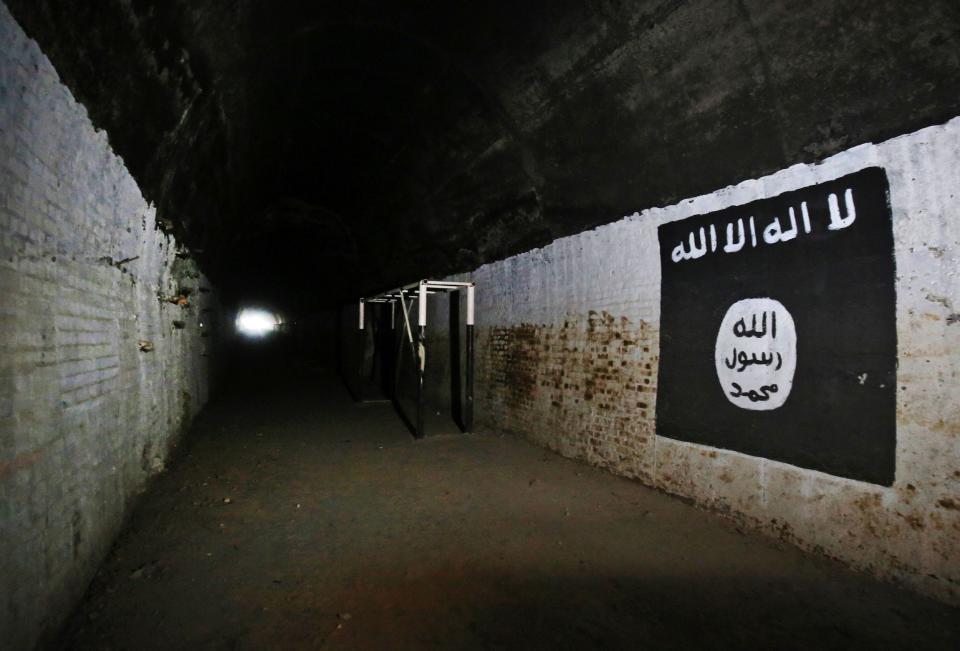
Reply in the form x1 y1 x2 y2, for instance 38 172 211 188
418 282 428 327
416 282 427 438
356 299 366 402
465 283 475 432
466 284 475 326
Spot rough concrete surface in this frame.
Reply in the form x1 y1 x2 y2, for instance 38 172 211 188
8 1 960 299
56 359 960 650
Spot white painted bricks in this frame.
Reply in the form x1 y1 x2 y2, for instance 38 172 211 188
0 5 217 648
445 117 960 604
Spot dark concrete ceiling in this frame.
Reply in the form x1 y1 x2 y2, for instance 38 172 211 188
7 0 960 308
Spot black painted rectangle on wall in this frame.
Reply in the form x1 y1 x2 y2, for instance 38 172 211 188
656 167 896 486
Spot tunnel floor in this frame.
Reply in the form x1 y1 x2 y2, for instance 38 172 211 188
57 361 959 650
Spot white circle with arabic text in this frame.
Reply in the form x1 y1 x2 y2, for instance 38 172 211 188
715 298 796 411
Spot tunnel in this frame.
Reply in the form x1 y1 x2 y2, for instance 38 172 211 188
1 1 959 648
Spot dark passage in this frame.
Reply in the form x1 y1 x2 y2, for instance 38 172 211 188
2 1 959 648
57 355 958 650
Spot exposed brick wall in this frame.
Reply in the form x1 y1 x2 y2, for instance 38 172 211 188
0 5 218 648
433 118 960 604
481 315 659 479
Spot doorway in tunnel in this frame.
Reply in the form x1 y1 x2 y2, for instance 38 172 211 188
348 281 475 439
351 301 396 403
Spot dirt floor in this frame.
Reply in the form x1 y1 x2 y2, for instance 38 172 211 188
56 357 960 650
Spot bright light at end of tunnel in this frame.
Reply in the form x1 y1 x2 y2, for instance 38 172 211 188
235 308 279 337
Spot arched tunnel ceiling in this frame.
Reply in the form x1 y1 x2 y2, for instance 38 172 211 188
7 0 960 308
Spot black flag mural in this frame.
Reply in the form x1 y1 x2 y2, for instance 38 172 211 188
656 167 897 486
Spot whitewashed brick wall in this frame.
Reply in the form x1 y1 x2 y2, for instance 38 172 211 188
435 117 960 604
0 5 217 648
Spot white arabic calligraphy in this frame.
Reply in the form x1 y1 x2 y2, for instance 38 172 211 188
670 186 857 264
715 298 797 411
